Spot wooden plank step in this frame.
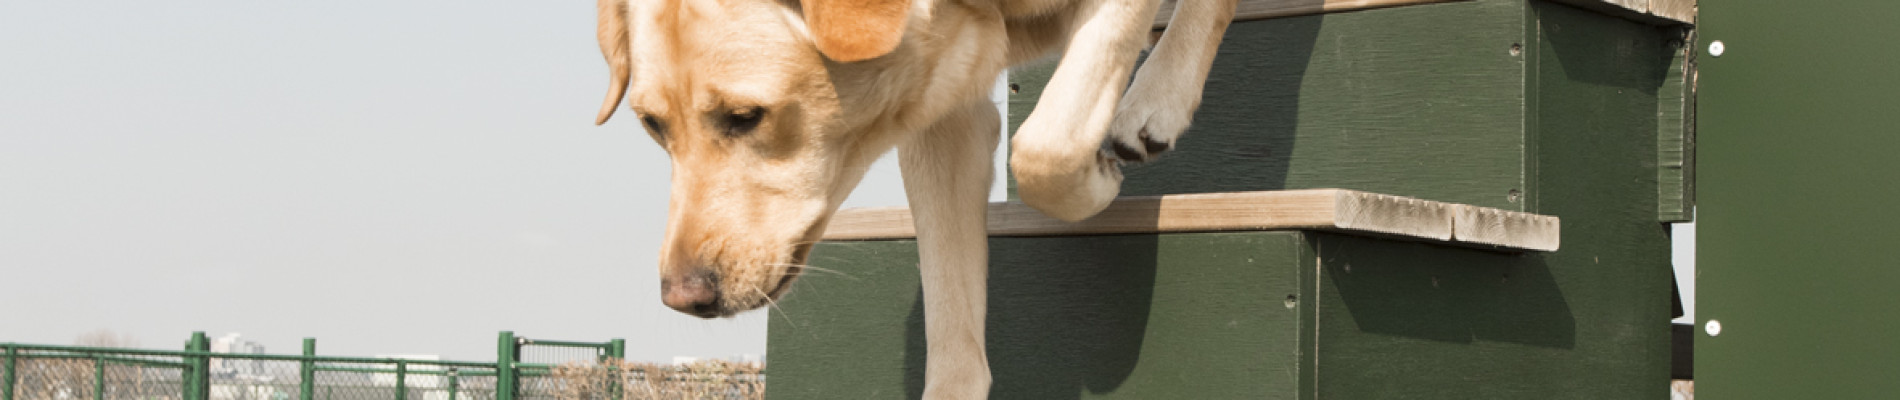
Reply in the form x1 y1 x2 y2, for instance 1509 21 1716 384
1153 0 1689 28
1153 0 1468 28
1147 0 1687 28
822 189 1561 252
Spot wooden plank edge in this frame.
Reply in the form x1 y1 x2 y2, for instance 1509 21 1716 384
986 189 1347 237
823 189 1560 252
1153 0 1472 29
1331 190 1454 241
1543 0 1695 26
1451 204 1562 251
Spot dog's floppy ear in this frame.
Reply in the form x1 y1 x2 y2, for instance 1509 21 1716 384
595 0 633 125
800 0 912 62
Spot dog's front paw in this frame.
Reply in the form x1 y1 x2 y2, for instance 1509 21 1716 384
1010 132 1123 222
1102 78 1199 163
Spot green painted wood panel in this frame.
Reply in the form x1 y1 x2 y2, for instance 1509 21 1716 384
1519 2 1676 395
1695 0 1900 398
768 233 1309 399
773 1 1680 398
1009 1 1533 211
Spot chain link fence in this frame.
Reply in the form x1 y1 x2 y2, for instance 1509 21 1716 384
4 332 762 400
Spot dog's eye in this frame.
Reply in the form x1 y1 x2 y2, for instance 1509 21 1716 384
640 115 667 138
723 107 765 137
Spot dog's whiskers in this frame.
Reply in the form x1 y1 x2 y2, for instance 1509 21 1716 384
755 287 797 329
769 263 855 279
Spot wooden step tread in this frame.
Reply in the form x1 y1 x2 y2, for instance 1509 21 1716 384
1153 0 1689 27
821 189 1560 252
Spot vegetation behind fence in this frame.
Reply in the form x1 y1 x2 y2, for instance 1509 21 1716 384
1 332 763 400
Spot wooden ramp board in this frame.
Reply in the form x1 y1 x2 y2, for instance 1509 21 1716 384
1155 0 1466 28
822 189 1560 252
1153 0 1690 27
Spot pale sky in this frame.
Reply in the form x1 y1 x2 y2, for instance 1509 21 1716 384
0 0 1005 363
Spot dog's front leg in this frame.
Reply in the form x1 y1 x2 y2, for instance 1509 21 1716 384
899 100 1000 400
1008 0 1166 222
1103 0 1239 162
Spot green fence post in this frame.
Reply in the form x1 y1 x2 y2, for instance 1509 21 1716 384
299 338 315 400
92 355 105 400
186 332 210 400
445 368 459 400
394 361 407 400
606 339 624 400
496 331 516 400
3 345 16 400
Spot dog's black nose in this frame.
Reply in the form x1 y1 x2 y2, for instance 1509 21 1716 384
661 269 721 318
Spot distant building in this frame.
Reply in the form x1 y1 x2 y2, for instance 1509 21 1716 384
371 355 445 388
208 333 269 379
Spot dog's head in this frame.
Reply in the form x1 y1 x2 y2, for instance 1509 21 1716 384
595 0 913 318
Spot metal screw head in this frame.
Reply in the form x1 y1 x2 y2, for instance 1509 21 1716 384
1705 320 1723 336
1509 43 1522 56
1709 41 1726 57
1284 295 1298 309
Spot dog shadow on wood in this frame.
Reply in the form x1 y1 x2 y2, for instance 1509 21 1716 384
903 234 1162 399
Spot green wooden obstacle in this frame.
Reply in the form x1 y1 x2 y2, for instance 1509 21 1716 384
770 0 1690 398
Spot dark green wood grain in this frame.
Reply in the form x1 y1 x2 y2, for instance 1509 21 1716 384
768 233 1308 399
1696 0 1900 398
1009 1 1532 210
1310 233 1578 398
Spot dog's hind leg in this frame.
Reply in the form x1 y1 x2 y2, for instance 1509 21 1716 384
1102 0 1239 163
1007 0 1167 222
899 100 1001 400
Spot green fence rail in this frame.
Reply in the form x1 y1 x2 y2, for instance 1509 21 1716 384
0 331 736 400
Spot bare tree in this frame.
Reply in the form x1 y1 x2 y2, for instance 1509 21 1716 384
13 330 167 400
73 329 139 348
551 359 764 400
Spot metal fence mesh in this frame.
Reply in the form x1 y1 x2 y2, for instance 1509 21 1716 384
515 341 610 400
208 358 300 400
3 334 763 400
10 351 187 400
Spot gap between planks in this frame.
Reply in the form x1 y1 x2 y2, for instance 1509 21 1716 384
821 189 1560 252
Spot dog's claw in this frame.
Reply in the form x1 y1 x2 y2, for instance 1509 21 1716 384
1139 129 1172 155
1106 139 1146 162
1103 106 1189 164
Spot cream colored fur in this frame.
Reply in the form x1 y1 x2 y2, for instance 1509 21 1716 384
594 0 1237 398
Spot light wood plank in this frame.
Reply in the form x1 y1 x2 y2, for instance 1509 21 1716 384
1651 0 1694 24
822 189 1561 252
1155 0 1690 27
1600 0 1650 14
1154 0 1467 28
1544 0 1695 25
1452 204 1562 251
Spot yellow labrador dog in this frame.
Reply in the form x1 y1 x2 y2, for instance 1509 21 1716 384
593 0 1235 397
